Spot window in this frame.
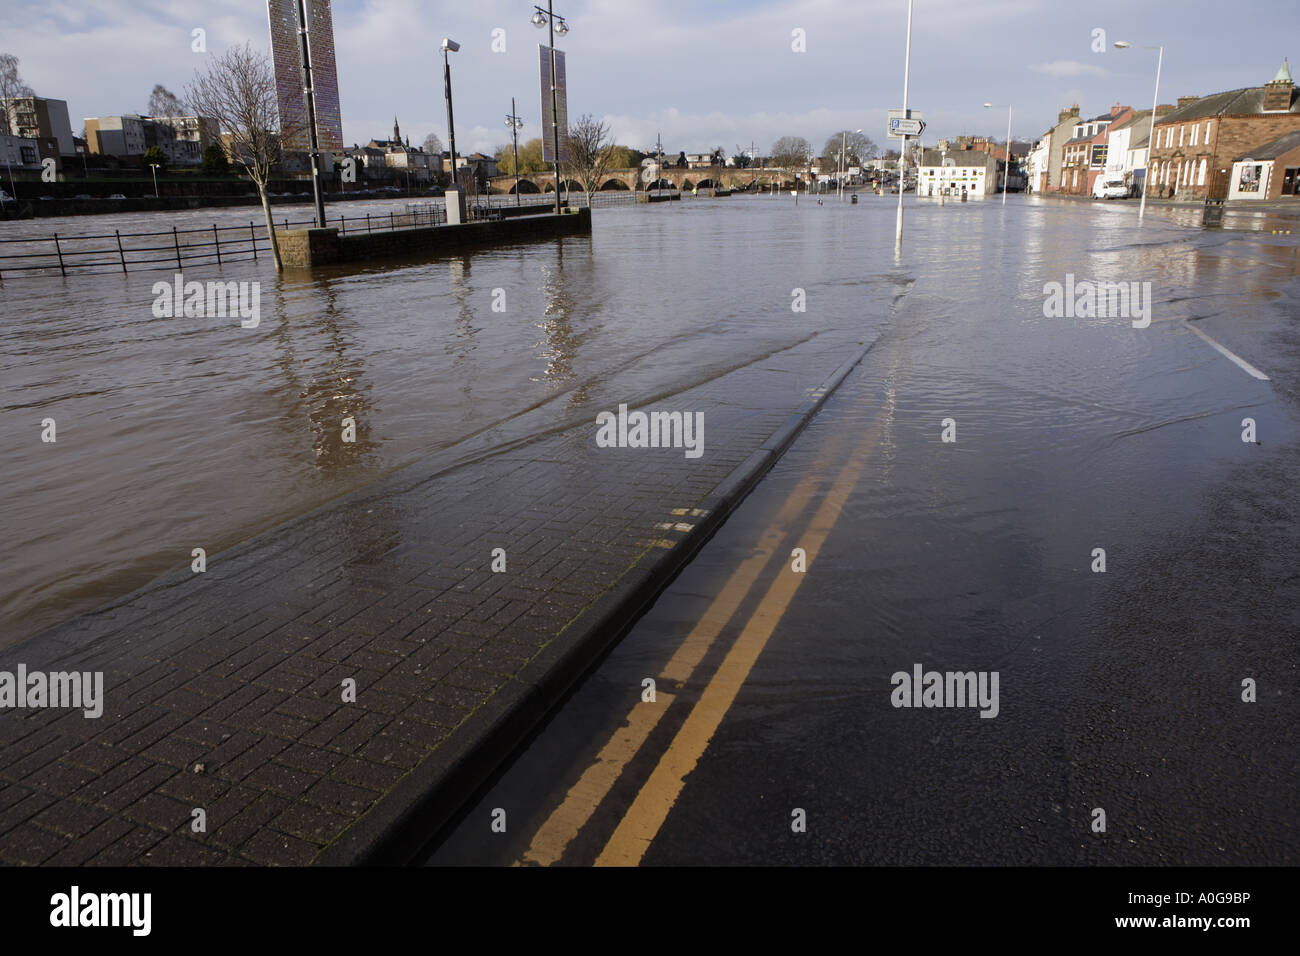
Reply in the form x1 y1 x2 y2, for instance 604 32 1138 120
1191 125 1198 146
1282 167 1299 196
1178 126 1184 146
1239 164 1262 193
1198 159 1206 186
1205 122 1212 144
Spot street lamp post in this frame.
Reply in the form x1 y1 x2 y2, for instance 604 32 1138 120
896 0 914 250
532 3 569 215
1115 40 1163 222
839 128 862 200
984 102 1013 205
506 98 524 207
440 37 463 223
148 162 160 198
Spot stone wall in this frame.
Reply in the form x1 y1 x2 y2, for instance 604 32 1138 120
276 208 591 268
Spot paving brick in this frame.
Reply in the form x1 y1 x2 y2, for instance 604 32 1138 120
0 331 821 865
209 792 290 852
139 833 232 866
270 801 353 845
240 827 319 866
121 791 194 831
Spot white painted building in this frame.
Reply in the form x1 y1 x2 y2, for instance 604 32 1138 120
1026 134 1051 193
917 148 998 197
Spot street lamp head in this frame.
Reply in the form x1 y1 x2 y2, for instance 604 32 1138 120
1114 41 1131 48
441 37 460 53
983 102 994 108
531 10 547 27
554 18 569 35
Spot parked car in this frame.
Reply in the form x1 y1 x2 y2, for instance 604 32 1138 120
0 189 12 203
106 193 127 200
74 193 94 200
1092 175 1127 200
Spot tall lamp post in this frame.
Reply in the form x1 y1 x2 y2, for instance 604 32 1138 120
532 3 569 214
839 128 862 200
506 98 524 206
440 37 463 223
1115 40 1163 222
295 0 327 228
983 102 1013 204
148 162 160 198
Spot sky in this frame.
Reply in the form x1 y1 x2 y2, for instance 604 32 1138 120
7 0 1298 159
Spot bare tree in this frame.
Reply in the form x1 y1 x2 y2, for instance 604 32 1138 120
422 132 443 157
185 42 300 271
821 130 878 176
563 113 615 203
148 84 182 120
770 135 811 187
0 53 35 137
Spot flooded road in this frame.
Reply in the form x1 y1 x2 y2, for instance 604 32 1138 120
1 194 1296 670
422 197 1300 865
3 191 885 645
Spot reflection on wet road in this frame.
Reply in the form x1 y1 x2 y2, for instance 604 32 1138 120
424 197 1300 866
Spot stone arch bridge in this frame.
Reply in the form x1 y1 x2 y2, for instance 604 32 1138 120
488 166 795 194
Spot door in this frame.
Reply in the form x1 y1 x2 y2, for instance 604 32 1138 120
1282 167 1299 196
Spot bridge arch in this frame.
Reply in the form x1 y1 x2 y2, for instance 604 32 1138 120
599 178 630 190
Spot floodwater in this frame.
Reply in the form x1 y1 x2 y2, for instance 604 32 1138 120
423 195 1300 866
1 192 1297 660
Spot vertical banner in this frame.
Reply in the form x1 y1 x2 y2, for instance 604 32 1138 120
539 44 568 163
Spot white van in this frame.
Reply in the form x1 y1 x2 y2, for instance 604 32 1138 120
1093 175 1127 199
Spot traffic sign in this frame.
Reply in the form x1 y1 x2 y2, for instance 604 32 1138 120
888 109 925 138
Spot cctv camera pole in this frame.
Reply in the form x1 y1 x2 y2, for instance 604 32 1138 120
443 50 459 187
295 0 327 228
546 3 562 214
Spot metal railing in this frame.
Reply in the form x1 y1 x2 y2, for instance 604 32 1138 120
0 193 627 281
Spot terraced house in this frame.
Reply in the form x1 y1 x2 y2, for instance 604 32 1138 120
1148 58 1299 201
1059 106 1135 196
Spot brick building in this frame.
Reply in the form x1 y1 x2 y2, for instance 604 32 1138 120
1059 106 1135 195
1227 129 1300 199
1045 104 1080 192
1148 58 1299 201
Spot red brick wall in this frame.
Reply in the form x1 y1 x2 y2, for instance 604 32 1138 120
1151 113 1300 200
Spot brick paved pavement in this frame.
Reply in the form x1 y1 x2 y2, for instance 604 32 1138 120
0 328 874 865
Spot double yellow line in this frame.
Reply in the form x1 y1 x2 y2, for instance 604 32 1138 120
520 375 895 867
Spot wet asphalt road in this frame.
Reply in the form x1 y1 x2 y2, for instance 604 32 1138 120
426 197 1300 866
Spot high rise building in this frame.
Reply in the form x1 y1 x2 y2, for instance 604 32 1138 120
266 0 343 154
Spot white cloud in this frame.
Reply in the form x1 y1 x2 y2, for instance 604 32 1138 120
1030 60 1107 79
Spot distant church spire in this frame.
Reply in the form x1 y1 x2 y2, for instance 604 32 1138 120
393 115 401 144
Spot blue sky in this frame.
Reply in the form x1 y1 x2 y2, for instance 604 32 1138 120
8 0 1297 157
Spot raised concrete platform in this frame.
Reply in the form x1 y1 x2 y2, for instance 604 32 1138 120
276 208 592 268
